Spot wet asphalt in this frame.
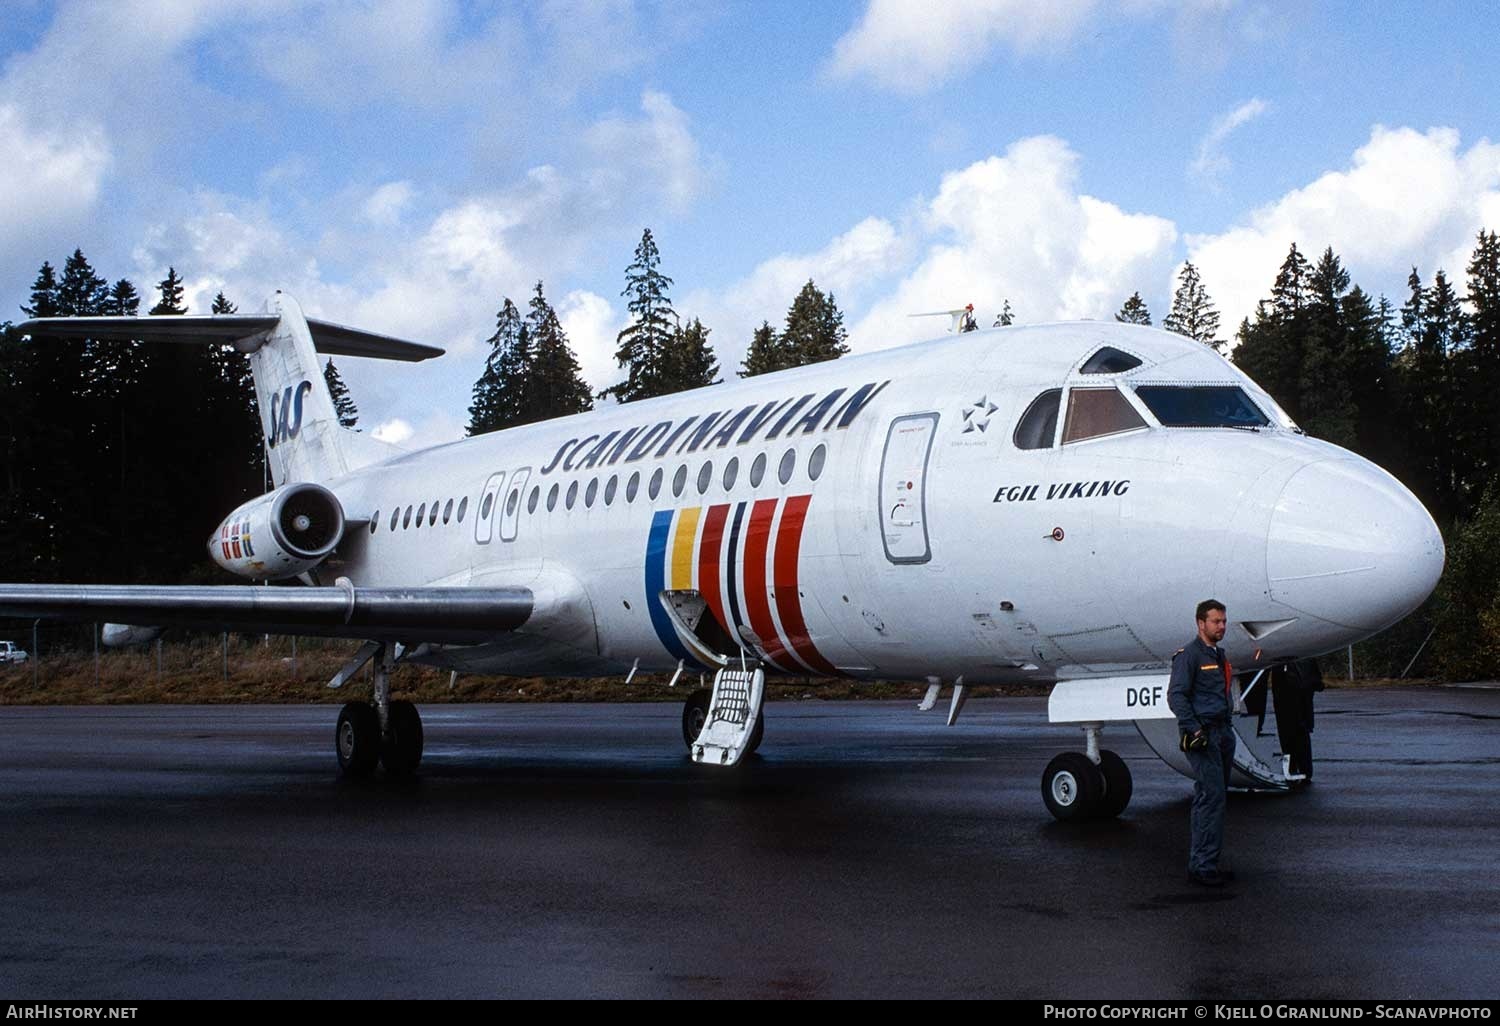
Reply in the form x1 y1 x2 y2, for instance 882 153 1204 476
0 686 1497 999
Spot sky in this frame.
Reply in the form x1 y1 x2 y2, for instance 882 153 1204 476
3 0 1499 449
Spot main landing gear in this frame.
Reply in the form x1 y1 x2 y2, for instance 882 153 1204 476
1041 726 1132 821
333 642 423 779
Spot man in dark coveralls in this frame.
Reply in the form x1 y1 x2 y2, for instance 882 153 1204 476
1168 599 1237 887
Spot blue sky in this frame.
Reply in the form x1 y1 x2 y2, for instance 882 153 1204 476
3 0 1499 448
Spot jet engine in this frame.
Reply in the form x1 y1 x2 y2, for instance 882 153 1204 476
209 482 345 581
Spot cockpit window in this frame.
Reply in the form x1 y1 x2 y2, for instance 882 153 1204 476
1134 386 1269 428
1014 389 1061 450
1062 388 1147 444
1080 347 1143 374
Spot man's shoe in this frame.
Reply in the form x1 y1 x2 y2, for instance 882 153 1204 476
1188 870 1226 887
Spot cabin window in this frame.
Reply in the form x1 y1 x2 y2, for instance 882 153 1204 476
505 490 519 517
1062 387 1147 444
566 481 578 510
723 457 739 491
1135 385 1269 428
778 448 796 485
546 483 559 512
415 503 426 528
672 464 688 498
403 505 413 529
429 501 439 526
649 468 663 500
390 508 399 531
604 476 617 506
627 471 640 502
1080 347 1143 374
697 461 712 495
1014 389 1062 450
443 498 453 524
585 478 598 508
750 453 767 487
480 493 494 520
370 513 379 534
527 487 539 514
457 496 468 522
809 444 827 481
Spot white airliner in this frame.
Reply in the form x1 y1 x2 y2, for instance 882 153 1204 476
6 293 1444 819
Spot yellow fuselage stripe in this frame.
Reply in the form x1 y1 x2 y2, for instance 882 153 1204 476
671 507 702 591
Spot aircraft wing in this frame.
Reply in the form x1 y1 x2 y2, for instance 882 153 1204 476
18 314 444 362
0 584 532 645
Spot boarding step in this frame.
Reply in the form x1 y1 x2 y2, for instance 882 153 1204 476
691 666 765 767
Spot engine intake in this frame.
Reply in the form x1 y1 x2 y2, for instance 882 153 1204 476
210 483 346 580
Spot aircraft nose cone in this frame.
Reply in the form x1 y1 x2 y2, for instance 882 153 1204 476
1267 459 1444 631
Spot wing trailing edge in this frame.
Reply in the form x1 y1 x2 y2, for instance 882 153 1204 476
0 584 532 644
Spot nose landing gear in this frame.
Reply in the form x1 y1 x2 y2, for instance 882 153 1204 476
1041 726 1132 821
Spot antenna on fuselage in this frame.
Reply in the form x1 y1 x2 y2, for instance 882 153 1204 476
909 303 979 334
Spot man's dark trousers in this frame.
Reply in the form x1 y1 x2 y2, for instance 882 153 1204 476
1187 721 1235 874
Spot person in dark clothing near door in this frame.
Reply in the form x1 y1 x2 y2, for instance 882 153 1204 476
1271 657 1323 782
1167 599 1237 887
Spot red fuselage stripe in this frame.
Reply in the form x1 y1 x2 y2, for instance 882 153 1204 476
772 494 839 675
699 503 730 636
743 498 792 667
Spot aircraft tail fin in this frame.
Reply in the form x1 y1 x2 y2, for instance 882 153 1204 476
19 292 443 487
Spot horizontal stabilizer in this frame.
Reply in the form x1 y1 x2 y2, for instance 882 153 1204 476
18 313 443 362
0 584 531 644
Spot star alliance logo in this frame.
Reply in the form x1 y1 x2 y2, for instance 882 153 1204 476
962 396 998 434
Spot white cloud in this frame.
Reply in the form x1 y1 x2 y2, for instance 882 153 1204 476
585 91 713 215
830 0 1099 92
362 182 416 227
1190 98 1269 186
372 418 415 445
850 136 1178 347
1187 126 1500 334
683 217 907 373
557 289 622 393
0 103 111 247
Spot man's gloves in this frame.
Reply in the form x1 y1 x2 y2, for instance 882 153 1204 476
1180 728 1209 753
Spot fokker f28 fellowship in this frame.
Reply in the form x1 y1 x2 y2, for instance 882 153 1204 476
5 293 1444 819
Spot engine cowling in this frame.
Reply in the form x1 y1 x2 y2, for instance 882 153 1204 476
209 482 346 580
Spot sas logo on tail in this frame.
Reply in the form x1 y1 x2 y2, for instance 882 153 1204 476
266 380 314 449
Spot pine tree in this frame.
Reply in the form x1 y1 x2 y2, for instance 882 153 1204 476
210 291 236 315
659 317 720 394
993 300 1014 327
1464 230 1500 482
468 298 528 435
1163 262 1223 351
523 281 592 424
604 228 677 402
105 279 141 316
1270 243 1311 320
22 262 59 318
323 359 359 428
56 249 109 316
150 267 188 315
1296 247 1358 446
1115 292 1151 325
781 280 850 366
740 321 787 377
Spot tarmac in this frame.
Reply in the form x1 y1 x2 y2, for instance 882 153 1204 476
1 686 1497 999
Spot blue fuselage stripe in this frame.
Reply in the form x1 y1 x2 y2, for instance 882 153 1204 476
645 509 692 663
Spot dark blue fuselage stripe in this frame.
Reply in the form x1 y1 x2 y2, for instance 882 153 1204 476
724 501 747 650
646 510 692 662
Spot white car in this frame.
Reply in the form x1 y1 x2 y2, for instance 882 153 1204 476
0 641 28 664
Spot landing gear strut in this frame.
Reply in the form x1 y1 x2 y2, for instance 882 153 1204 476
332 642 423 778
1041 726 1132 821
